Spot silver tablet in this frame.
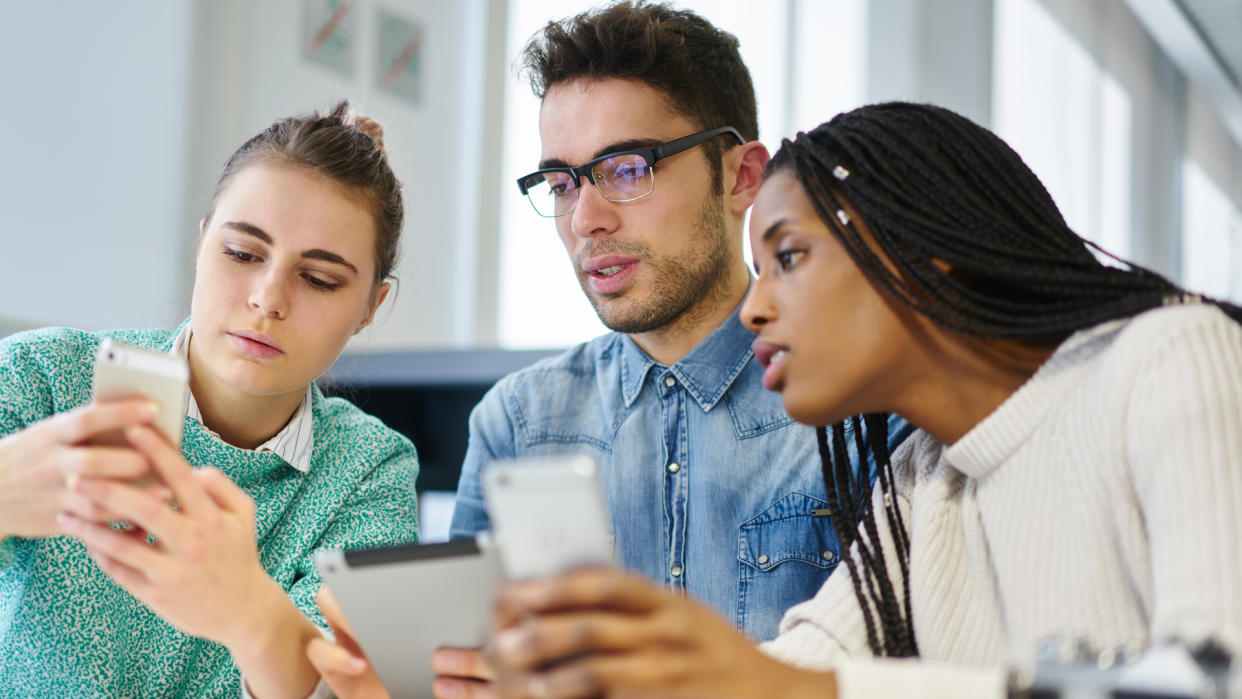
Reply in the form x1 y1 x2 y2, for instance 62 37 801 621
315 536 501 699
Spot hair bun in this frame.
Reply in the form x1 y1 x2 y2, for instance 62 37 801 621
350 114 386 154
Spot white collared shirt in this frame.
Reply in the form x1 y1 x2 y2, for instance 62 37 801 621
170 325 315 472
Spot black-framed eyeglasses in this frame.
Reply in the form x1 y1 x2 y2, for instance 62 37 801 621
515 126 745 218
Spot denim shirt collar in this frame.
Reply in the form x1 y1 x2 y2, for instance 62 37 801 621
618 301 755 412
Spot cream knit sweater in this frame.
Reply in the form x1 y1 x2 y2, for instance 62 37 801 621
760 304 1242 698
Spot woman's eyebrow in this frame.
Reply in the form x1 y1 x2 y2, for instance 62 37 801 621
222 220 271 242
762 218 792 243
302 248 358 275
222 220 358 275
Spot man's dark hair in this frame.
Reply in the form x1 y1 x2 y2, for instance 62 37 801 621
520 1 758 189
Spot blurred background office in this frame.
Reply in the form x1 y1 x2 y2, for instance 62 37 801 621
2 0 1240 538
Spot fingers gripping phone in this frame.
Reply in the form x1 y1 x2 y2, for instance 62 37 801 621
481 455 614 581
90 337 189 455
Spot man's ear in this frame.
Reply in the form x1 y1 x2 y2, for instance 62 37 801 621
355 281 391 335
726 141 771 216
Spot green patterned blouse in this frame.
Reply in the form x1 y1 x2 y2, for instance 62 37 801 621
0 326 419 697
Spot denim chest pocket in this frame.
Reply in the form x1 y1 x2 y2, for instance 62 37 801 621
508 377 618 453
735 492 842 640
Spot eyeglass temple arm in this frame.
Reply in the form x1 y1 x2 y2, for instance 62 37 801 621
650 126 746 161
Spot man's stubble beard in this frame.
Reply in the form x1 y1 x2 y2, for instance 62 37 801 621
576 190 733 335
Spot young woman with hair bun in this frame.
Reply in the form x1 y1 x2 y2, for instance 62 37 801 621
0 100 418 698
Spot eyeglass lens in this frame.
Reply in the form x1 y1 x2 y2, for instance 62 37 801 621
524 153 655 217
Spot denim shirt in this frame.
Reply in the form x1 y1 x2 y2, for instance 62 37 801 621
450 306 911 640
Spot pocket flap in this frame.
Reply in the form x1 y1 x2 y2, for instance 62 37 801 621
738 491 841 572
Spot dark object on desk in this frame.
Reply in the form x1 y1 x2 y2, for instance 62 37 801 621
321 348 560 492
1009 637 1239 698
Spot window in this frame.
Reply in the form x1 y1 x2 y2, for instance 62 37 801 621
1182 159 1242 303
993 0 1132 261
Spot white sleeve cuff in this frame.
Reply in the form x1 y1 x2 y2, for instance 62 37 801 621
835 657 1006 699
240 675 334 699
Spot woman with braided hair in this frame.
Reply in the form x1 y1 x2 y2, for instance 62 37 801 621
473 102 1242 699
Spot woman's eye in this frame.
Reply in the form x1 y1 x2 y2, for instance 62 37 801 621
224 248 259 263
304 274 341 291
775 249 806 270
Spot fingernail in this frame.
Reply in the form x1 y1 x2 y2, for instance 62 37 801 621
347 656 366 673
65 473 80 490
143 401 159 419
56 513 74 529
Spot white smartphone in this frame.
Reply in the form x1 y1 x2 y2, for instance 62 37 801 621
91 337 189 451
481 455 614 580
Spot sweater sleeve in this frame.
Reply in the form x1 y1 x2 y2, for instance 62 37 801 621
1124 308 1242 658
0 334 57 567
291 436 420 628
0 334 55 439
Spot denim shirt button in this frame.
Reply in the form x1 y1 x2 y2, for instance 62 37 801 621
663 375 676 387
821 550 835 562
667 462 680 474
670 564 683 577
757 554 769 565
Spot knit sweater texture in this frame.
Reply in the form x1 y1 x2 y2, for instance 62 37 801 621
761 304 1242 697
0 326 419 698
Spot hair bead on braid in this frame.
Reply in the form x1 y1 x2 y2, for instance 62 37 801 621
771 101 1242 659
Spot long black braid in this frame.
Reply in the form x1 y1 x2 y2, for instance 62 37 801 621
772 102 1242 658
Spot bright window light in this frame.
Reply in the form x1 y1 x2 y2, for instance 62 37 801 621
1182 159 1241 302
993 0 1132 262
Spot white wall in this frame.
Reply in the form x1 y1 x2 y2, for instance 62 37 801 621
0 1 196 333
237 0 490 351
866 0 994 126
1 0 491 351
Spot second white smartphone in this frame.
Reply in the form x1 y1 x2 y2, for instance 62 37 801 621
482 455 614 581
91 337 189 449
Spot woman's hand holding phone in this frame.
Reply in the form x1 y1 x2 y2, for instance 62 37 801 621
0 399 159 539
57 424 276 641
56 424 323 699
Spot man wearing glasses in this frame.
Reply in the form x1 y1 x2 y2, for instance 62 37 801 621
435 2 907 694
451 0 897 633
306 3 908 697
